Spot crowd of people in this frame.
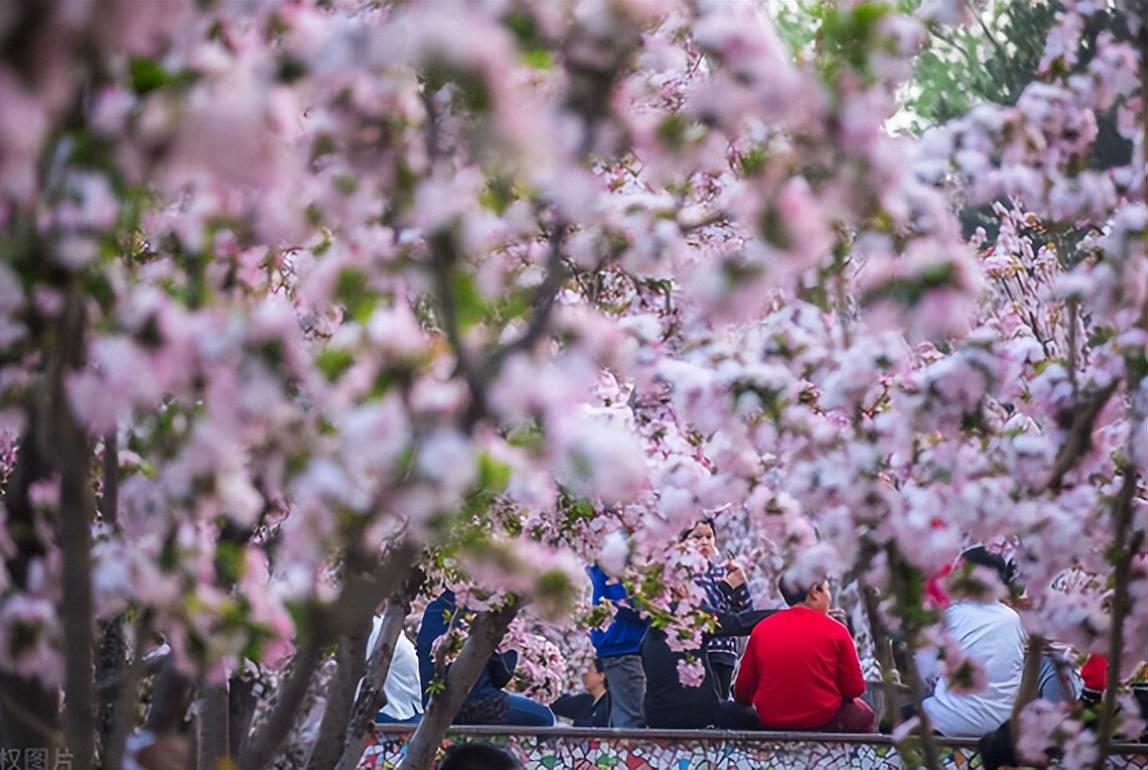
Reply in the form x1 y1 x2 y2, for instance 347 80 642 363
372 519 1147 770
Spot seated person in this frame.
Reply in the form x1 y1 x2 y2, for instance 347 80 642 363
365 621 423 724
551 658 611 727
733 575 875 732
642 599 775 730
920 546 1025 737
416 590 554 727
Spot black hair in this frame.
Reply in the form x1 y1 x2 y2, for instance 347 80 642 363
960 546 1017 588
592 658 605 676
438 745 524 770
778 575 826 607
678 517 717 543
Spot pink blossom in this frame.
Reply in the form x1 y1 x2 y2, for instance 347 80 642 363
675 656 706 687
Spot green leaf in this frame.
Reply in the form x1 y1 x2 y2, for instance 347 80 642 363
317 347 355 382
336 268 377 324
129 57 196 95
477 452 511 495
450 270 486 331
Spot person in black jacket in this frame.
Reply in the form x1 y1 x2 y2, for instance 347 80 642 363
642 604 778 729
551 658 611 727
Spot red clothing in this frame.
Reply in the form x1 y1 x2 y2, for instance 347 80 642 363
1081 654 1108 691
733 606 866 729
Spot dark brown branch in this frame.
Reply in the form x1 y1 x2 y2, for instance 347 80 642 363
489 222 568 368
146 658 195 736
428 231 489 428
886 546 942 770
101 430 119 527
228 675 258 762
333 575 420 770
859 580 902 731
1010 634 1044 737
397 599 520 770
240 541 418 770
103 610 155 770
239 611 325 770
1093 468 1143 770
96 649 170 694
304 616 371 770
1044 380 1120 491
53 282 96 770
196 683 230 770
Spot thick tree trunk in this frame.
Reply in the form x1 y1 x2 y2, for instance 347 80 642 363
96 615 129 761
147 661 196 736
398 600 520 770
304 618 371 770
197 683 231 770
103 610 155 770
54 284 97 770
228 676 258 762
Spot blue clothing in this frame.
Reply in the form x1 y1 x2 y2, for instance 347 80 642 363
504 693 555 726
415 590 517 705
588 565 648 658
695 564 752 660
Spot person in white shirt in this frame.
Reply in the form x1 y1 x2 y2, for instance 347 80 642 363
921 546 1027 737
365 617 423 723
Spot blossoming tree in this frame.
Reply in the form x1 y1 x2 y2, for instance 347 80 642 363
0 1 1144 770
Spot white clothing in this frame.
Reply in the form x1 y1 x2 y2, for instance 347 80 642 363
364 619 423 721
923 601 1026 737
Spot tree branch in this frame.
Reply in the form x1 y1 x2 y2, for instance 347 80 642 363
1093 468 1143 769
1043 380 1120 492
196 683 231 770
489 222 568 368
239 541 418 770
103 609 155 770
1010 634 1044 738
304 616 371 770
397 599 520 770
886 546 942 770
53 282 96 770
332 581 419 770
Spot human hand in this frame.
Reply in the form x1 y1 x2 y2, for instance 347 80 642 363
723 561 747 589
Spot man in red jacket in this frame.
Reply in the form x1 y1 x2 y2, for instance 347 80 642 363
733 576 875 732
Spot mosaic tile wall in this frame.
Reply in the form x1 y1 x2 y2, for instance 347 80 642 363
358 730 1148 770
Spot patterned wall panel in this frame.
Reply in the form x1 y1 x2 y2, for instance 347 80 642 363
359 729 1148 770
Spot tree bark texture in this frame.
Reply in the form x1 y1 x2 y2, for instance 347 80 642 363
397 600 520 770
304 617 370 770
197 683 231 770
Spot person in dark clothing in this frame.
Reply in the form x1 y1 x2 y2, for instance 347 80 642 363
681 519 752 699
551 658 611 727
587 562 648 727
642 604 776 730
416 590 554 726
437 744 523 770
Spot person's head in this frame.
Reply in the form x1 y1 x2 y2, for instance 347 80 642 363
959 546 1018 595
583 658 607 696
438 745 523 770
680 518 717 559
779 575 832 613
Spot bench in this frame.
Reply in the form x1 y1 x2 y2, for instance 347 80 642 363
360 725 1148 769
